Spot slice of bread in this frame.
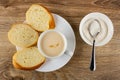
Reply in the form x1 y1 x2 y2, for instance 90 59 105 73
12 47 45 70
8 23 38 48
26 4 55 32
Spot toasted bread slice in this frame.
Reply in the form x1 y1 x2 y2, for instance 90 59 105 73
12 47 45 70
26 4 55 32
8 23 38 48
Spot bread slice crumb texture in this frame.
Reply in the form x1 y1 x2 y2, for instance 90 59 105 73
8 24 38 47
13 47 45 69
26 4 55 31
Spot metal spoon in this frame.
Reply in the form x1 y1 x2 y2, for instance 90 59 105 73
88 19 101 71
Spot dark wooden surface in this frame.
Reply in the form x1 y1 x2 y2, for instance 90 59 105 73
0 0 120 80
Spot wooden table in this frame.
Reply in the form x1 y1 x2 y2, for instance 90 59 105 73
0 0 120 80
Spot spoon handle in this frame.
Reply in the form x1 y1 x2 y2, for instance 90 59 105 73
90 40 96 71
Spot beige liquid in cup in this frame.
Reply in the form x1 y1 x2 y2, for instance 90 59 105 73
41 31 64 57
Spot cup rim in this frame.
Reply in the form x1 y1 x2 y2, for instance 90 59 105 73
37 30 67 58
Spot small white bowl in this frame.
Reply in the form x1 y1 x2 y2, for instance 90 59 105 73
79 12 114 46
37 30 67 58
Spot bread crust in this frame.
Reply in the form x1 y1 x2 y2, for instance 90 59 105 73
13 59 23 69
8 23 39 48
49 13 55 29
13 59 45 70
26 4 55 32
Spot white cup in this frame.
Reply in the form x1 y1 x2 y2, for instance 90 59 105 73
37 30 67 58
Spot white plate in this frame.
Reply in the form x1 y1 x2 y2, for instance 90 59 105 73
79 12 114 46
16 13 76 72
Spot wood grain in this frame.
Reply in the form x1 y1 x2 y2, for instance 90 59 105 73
0 0 120 80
